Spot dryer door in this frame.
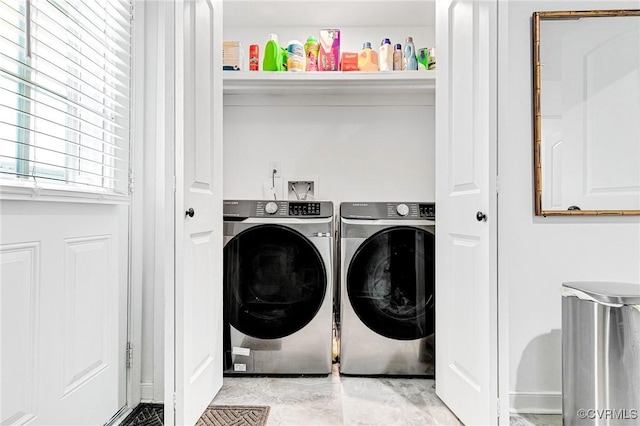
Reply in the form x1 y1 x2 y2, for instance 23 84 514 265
224 224 327 339
347 226 435 340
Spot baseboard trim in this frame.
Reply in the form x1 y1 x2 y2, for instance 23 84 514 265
510 391 562 414
140 382 155 402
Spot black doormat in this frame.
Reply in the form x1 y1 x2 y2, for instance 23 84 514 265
121 403 163 426
120 403 270 426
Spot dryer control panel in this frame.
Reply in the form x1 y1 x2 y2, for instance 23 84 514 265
341 202 435 220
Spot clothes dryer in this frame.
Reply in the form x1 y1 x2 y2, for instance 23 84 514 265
339 202 435 376
223 200 334 375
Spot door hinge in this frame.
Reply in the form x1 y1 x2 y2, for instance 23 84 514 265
126 342 133 368
173 392 177 411
496 397 501 418
128 169 135 194
496 175 500 194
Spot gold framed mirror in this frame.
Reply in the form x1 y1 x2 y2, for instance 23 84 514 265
533 10 640 216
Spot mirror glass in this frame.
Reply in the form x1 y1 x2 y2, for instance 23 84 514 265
533 11 640 215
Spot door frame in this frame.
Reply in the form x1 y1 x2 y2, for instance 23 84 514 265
126 0 147 413
136 0 513 422
496 1 510 423
128 0 180 422
162 1 178 423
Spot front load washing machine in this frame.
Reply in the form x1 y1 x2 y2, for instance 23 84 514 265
223 200 334 375
339 201 435 376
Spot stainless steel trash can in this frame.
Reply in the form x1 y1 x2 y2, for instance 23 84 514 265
562 281 640 425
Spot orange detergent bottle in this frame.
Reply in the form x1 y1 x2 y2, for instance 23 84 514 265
358 41 379 71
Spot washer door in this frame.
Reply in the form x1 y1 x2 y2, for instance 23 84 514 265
347 226 435 340
224 224 327 339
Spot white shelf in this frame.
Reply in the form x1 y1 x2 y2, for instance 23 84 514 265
223 70 436 95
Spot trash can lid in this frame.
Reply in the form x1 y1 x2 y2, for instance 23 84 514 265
562 281 640 305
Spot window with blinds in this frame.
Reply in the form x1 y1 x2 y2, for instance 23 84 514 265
0 0 132 196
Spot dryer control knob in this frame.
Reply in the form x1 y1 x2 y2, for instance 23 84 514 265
396 203 410 217
265 201 278 215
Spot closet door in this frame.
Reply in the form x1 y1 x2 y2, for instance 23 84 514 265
435 0 499 424
173 0 224 424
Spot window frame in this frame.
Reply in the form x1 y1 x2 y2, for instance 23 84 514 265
0 0 133 204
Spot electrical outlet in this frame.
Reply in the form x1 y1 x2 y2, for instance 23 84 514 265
263 178 282 200
269 162 281 178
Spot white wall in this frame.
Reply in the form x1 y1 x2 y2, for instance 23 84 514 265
499 0 640 413
222 20 437 205
223 97 435 204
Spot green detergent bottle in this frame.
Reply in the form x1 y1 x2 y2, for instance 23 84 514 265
417 47 430 70
263 34 287 71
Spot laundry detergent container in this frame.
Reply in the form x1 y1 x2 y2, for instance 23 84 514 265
562 281 640 425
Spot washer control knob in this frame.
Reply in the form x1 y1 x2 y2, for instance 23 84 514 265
396 203 410 217
265 201 278 215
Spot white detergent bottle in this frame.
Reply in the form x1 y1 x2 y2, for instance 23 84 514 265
379 38 393 71
286 40 305 72
393 43 403 70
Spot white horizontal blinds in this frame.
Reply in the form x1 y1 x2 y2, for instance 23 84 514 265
0 0 132 194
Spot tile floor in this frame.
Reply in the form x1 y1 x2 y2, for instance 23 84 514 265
510 414 562 426
210 364 562 426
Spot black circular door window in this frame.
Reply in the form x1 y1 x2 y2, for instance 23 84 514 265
224 224 327 339
347 226 435 340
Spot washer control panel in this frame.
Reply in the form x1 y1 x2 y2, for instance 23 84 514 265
289 202 321 216
223 200 333 218
419 203 436 219
341 202 435 220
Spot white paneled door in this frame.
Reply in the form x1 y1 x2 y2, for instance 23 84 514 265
1 202 128 426
435 0 499 424
172 0 223 425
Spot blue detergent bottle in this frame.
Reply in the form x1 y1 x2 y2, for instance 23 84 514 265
403 36 418 70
